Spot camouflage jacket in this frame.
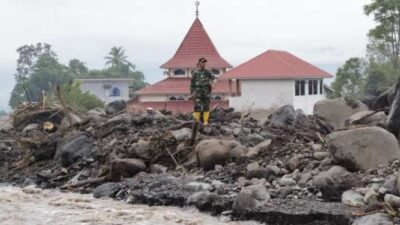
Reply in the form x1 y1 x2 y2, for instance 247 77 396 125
190 69 215 94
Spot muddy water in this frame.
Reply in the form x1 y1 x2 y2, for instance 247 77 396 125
0 185 262 225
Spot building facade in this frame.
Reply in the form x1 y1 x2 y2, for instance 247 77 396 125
76 78 133 104
221 50 332 114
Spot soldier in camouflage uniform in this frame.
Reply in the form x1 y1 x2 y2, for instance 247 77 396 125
190 58 215 125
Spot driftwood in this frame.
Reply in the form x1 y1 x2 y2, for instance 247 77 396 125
60 176 108 189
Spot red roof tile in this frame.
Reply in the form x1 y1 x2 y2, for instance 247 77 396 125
161 18 232 69
221 50 333 80
135 77 230 95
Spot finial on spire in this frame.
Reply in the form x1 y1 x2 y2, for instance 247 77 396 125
195 1 200 17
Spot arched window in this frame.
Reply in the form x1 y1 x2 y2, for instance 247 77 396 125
169 96 177 101
177 96 185 101
211 69 220 75
174 69 185 76
112 87 120 96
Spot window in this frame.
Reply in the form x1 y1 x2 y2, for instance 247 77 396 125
111 87 121 96
320 80 323 94
211 69 220 75
213 95 222 100
177 96 185 101
169 96 177 101
174 69 185 76
308 80 319 95
295 80 305 96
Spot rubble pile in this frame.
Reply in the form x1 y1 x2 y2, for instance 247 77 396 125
1 98 400 224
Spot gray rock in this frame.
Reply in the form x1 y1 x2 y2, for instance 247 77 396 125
0 120 13 131
326 127 400 171
344 110 375 127
185 182 211 191
247 139 271 157
187 191 219 211
287 156 300 171
269 105 295 127
246 162 260 171
105 100 127 115
128 139 152 160
341 190 365 207
312 144 322 151
364 189 379 205
230 145 249 161
384 175 397 195
111 158 146 181
149 164 167 174
241 133 265 146
171 128 192 141
193 139 239 170
55 132 93 167
279 177 296 186
313 98 367 129
87 107 106 116
352 213 393 225
60 113 82 129
232 184 271 215
22 123 39 132
313 151 330 160
313 166 361 201
384 194 400 210
93 182 120 198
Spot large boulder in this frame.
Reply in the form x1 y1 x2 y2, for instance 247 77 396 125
60 113 82 129
127 139 152 160
326 127 400 171
194 139 239 170
344 111 386 127
313 98 368 129
92 182 121 198
105 100 127 115
171 128 192 141
313 166 361 201
55 132 93 166
268 105 295 127
387 84 400 137
110 158 146 181
352 213 393 225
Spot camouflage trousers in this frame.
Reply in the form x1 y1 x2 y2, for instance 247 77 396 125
193 89 211 112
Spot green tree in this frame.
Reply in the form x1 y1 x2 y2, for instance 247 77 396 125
364 61 396 96
9 54 73 108
61 82 104 113
68 59 88 77
15 43 56 80
364 0 400 70
104 47 135 69
332 57 367 99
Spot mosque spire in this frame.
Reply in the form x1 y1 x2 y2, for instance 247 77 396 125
195 1 200 18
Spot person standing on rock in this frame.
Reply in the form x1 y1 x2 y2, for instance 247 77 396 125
190 57 216 126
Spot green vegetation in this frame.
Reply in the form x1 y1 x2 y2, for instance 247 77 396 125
331 0 400 99
9 44 147 111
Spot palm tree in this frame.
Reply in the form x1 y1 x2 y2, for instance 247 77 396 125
104 47 134 69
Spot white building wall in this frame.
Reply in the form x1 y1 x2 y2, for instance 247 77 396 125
229 80 294 112
140 95 167 102
293 95 325 115
79 80 131 104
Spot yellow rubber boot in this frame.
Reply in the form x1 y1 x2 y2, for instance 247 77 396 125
193 112 201 122
203 111 210 125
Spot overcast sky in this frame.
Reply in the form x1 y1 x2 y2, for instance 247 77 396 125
0 0 374 111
